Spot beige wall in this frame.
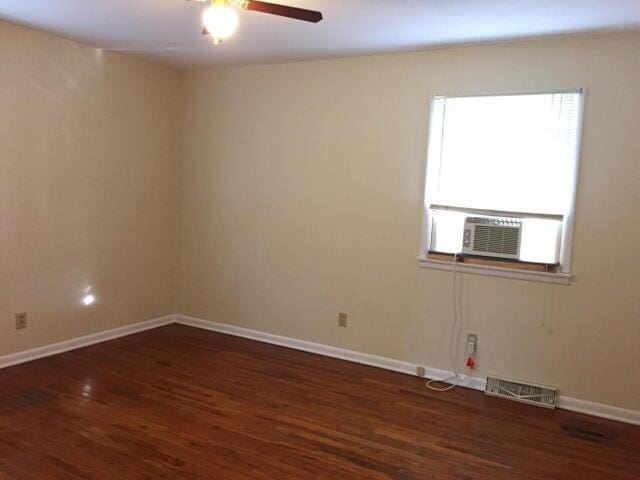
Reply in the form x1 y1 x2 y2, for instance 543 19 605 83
0 21 180 356
2 20 638 412
178 32 640 411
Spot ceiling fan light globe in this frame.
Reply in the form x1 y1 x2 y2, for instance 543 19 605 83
203 5 239 44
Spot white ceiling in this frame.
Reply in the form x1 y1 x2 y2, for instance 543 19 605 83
2 0 640 69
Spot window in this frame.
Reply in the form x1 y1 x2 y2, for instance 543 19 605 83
421 90 584 278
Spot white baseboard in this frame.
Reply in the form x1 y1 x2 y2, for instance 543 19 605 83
177 314 485 390
0 315 176 370
176 315 640 426
557 396 640 425
2 314 637 426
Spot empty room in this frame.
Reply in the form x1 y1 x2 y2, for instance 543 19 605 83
1 0 639 478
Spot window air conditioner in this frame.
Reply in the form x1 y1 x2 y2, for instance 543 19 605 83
462 217 522 260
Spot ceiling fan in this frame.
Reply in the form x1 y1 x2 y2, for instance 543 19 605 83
187 0 323 45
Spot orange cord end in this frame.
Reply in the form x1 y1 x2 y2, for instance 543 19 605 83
466 356 476 370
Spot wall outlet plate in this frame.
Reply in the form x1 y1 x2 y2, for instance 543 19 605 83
15 312 27 330
467 333 478 355
338 312 348 327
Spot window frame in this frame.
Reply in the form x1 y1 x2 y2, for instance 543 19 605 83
418 88 586 284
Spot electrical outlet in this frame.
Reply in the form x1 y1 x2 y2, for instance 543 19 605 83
416 366 426 377
467 333 478 356
338 312 348 327
15 312 27 330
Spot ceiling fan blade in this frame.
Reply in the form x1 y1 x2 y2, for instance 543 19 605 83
246 1 323 23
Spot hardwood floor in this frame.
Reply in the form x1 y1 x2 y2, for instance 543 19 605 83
0 324 638 479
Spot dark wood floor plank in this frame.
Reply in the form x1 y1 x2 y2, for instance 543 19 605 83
0 323 638 479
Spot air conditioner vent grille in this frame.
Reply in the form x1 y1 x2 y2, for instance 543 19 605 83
472 225 520 255
463 216 522 259
485 376 558 409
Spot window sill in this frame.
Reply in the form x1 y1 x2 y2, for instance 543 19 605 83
417 256 573 285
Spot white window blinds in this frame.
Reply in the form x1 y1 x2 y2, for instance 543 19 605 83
424 91 583 267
